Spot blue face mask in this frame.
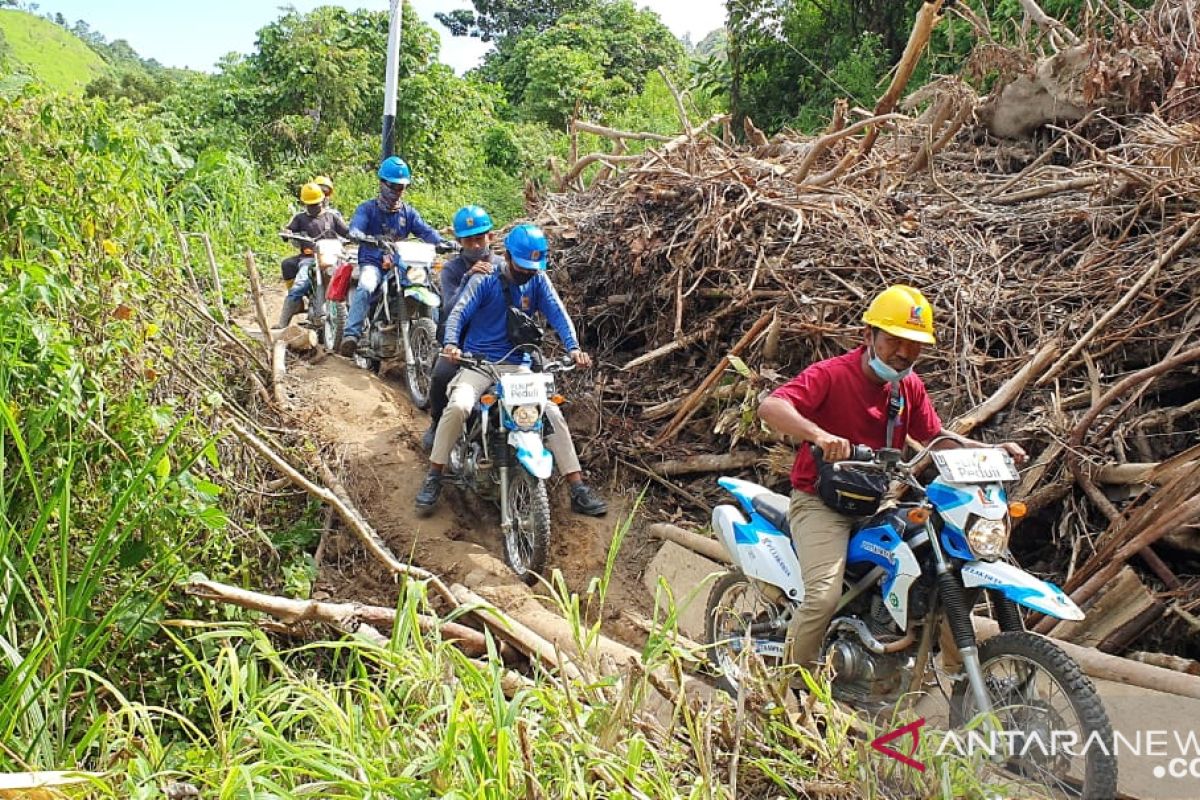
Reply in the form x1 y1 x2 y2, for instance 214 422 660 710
868 345 912 384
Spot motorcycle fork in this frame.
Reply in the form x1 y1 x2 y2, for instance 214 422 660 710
495 431 512 535
923 520 993 715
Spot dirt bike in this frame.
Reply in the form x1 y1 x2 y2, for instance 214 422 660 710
280 232 349 346
445 346 576 582
705 437 1117 800
334 236 450 408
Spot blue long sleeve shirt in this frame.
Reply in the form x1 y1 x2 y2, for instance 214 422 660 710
444 269 580 363
348 199 444 268
440 253 504 318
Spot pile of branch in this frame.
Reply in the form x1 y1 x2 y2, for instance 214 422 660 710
537 0 1200 660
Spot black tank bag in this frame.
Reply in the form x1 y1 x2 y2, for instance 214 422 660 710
814 383 900 516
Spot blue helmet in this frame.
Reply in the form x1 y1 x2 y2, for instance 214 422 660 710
453 205 494 238
504 224 549 271
377 156 411 185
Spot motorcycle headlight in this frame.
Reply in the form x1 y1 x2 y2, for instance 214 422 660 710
406 266 427 283
511 404 540 429
967 517 1009 561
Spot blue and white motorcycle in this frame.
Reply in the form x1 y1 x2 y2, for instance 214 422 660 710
447 346 576 582
705 436 1116 799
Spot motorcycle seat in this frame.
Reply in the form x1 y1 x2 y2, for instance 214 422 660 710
751 491 791 534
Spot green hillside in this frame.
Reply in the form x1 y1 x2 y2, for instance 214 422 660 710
0 9 107 94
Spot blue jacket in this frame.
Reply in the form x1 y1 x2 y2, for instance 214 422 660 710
445 268 579 363
348 199 443 268
440 253 504 318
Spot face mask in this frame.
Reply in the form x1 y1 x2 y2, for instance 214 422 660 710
509 265 536 286
462 246 490 263
378 184 403 211
868 345 912 384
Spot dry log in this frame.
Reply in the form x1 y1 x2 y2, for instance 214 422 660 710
950 340 1060 436
651 452 760 477
559 152 646 191
279 324 318 354
648 523 731 564
272 338 287 405
1095 461 1199 485
974 615 1200 700
989 176 1103 205
654 311 773 446
451 584 586 682
184 578 497 658
1126 651 1200 676
573 120 672 142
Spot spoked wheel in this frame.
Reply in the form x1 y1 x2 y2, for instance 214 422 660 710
405 317 438 409
704 570 790 695
950 632 1117 800
323 302 343 352
502 466 550 584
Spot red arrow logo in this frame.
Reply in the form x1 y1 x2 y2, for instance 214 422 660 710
870 717 926 772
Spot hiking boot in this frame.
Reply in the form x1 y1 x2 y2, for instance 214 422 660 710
415 471 442 515
569 483 607 516
338 335 358 357
421 423 436 454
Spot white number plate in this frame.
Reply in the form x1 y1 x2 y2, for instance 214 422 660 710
500 374 547 405
932 448 1019 483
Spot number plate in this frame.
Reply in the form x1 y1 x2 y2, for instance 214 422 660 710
500 374 547 405
932 448 1020 483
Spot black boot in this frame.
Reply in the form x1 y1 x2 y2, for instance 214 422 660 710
415 470 442 515
570 483 607 516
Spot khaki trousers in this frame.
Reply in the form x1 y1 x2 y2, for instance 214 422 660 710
785 491 855 670
430 365 582 476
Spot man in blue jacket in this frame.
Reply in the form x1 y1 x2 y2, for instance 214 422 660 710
421 204 502 453
339 156 450 356
416 223 607 517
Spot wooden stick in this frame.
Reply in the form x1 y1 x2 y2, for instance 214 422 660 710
272 338 287 405
229 421 458 610
651 452 760 477
573 120 672 142
244 250 274 353
795 113 907 185
648 523 731 564
857 0 945 160
654 311 773 446
1096 460 1199 485
196 232 226 321
1017 0 1080 46
950 340 1060 435
990 175 1103 206
1039 217 1200 385
184 578 496 658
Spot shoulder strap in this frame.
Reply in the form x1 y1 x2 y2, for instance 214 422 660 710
884 382 903 449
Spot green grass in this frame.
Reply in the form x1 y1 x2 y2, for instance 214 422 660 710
0 10 107 95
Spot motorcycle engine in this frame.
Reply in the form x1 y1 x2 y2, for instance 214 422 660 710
826 597 912 706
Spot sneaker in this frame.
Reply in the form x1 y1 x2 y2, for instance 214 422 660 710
420 423 436 454
569 483 607 516
415 471 442 515
338 335 358 357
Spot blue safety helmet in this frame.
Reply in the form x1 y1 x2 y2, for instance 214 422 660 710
453 205 494 238
504 224 548 271
377 156 412 185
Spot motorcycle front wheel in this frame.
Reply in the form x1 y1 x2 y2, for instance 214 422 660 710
950 631 1117 800
502 466 550 584
405 316 438 410
705 570 789 695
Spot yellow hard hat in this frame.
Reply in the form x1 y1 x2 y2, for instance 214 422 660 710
862 284 936 344
299 182 324 205
313 175 334 192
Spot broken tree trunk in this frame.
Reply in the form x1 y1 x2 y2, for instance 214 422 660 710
648 523 731 564
651 452 759 477
1047 566 1157 647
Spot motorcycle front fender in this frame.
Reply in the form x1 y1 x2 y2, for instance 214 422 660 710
404 286 441 308
961 560 1084 621
508 431 552 480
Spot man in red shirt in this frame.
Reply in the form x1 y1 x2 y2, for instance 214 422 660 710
758 284 1027 676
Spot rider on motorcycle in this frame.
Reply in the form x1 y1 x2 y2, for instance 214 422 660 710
421 204 503 453
414 223 608 518
756 285 1027 677
339 156 451 356
312 175 345 221
277 181 350 328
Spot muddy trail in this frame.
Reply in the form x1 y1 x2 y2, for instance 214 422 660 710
248 287 662 648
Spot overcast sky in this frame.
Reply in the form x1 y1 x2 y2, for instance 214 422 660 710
31 0 728 73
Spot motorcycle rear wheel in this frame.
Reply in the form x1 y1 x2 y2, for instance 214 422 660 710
323 301 344 352
502 466 550 584
705 570 789 695
949 631 1117 800
405 317 438 410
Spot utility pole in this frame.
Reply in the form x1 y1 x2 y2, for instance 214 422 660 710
381 0 402 159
